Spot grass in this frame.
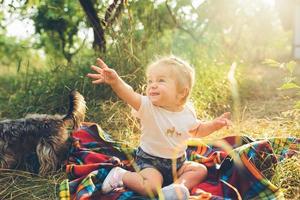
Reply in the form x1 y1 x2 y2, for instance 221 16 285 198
0 106 299 199
0 62 299 199
271 155 300 199
0 169 65 200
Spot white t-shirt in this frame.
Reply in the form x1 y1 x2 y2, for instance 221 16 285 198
132 96 199 159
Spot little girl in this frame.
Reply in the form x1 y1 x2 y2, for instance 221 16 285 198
87 56 230 199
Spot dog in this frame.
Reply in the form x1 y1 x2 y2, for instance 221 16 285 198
0 90 86 175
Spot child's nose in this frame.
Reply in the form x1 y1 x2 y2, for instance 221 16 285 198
150 82 158 88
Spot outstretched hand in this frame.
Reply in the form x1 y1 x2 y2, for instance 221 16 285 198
213 112 232 130
86 58 119 85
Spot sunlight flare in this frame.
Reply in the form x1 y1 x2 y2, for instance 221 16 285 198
228 62 241 134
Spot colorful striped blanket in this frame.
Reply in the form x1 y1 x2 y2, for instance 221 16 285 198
59 123 299 200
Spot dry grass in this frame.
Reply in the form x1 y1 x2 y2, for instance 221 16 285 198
0 107 299 200
0 65 299 199
271 155 300 200
0 169 65 200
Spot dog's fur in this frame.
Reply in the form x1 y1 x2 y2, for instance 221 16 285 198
0 91 86 175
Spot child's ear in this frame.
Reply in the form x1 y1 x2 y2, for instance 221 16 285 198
178 87 189 101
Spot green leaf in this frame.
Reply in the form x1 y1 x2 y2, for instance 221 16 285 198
294 101 300 109
286 60 297 74
262 59 281 68
278 82 300 90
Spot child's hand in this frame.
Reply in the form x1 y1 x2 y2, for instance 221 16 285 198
189 112 232 137
212 112 231 130
86 58 119 85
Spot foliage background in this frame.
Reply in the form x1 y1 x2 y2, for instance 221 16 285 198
0 0 299 199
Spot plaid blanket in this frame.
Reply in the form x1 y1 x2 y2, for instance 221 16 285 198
59 123 299 200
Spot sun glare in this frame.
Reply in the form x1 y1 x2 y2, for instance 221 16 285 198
192 0 205 8
263 0 275 7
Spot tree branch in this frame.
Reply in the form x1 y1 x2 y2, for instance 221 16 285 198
165 1 199 43
104 0 124 27
79 0 106 52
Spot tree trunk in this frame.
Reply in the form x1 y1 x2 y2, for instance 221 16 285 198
79 0 106 52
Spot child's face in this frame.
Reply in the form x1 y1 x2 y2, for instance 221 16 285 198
146 65 184 111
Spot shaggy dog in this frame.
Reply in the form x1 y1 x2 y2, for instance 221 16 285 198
0 91 86 175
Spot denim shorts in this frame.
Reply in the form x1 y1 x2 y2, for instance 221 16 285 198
135 147 186 186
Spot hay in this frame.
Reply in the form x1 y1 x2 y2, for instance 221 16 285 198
0 108 299 199
271 155 300 200
0 152 299 199
0 169 65 200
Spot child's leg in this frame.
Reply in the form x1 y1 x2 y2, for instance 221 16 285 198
175 161 207 190
123 167 163 196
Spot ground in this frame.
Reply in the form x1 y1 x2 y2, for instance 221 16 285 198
241 64 299 119
209 64 300 140
240 64 300 137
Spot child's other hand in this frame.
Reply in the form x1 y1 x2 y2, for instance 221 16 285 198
86 58 119 85
213 112 232 130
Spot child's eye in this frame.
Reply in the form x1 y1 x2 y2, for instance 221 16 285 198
158 79 165 82
147 80 152 84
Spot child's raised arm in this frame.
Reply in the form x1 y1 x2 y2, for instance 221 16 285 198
189 112 231 137
86 58 141 111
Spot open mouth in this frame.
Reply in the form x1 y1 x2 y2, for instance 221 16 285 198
149 92 160 96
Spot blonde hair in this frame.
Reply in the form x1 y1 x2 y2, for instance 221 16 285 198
146 55 195 104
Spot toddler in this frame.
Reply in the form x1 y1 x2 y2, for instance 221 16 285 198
87 56 230 199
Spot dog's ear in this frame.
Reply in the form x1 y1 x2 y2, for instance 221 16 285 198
36 138 59 175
